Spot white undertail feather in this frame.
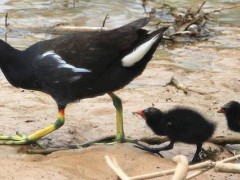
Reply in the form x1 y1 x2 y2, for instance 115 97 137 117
121 34 160 67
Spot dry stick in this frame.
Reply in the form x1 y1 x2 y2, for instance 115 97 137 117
7 25 109 33
215 162 240 173
172 155 189 180
101 14 109 30
169 76 188 94
130 160 215 180
27 148 70 155
186 168 211 179
195 0 207 15
141 0 147 13
209 136 240 146
105 156 130 180
219 153 240 163
5 12 9 27
4 12 109 33
107 154 240 180
186 155 240 179
140 135 240 146
207 4 240 14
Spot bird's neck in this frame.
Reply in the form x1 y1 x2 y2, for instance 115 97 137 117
0 41 23 66
146 118 167 135
226 112 240 131
0 42 28 87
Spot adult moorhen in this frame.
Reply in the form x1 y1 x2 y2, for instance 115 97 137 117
134 107 215 163
0 18 168 145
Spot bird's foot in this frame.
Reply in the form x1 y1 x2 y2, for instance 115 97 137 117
73 134 136 147
96 135 135 145
133 140 163 157
0 132 47 149
107 136 135 144
0 132 33 145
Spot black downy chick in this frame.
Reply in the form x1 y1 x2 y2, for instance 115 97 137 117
134 107 215 163
218 101 240 132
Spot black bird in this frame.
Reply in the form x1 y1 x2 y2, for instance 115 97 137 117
134 107 215 163
0 18 168 145
218 101 240 132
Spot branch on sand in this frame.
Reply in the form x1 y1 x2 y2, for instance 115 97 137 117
165 76 216 95
140 135 240 146
4 12 109 34
105 154 240 180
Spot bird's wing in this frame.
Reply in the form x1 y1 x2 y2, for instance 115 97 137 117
34 18 150 76
34 51 91 87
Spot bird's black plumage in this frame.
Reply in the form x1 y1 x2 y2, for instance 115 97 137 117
135 107 215 163
0 18 168 144
0 18 167 105
218 101 240 132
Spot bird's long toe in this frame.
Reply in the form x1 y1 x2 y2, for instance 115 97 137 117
0 133 31 145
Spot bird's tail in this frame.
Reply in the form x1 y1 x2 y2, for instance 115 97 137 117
121 26 169 67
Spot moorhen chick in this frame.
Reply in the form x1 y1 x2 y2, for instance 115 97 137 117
218 101 240 132
134 107 215 163
0 18 168 145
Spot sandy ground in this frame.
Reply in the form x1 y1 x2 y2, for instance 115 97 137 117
0 29 240 179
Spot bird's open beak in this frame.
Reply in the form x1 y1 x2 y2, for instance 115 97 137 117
133 110 146 119
134 110 144 116
217 108 224 113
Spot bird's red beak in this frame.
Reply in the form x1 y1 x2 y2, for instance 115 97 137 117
134 110 146 119
217 108 224 113
134 110 144 116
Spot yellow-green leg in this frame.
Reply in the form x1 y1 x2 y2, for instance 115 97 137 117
0 108 65 145
108 92 129 143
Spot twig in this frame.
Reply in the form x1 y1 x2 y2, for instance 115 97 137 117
105 156 130 180
5 24 109 34
101 14 109 30
215 162 240 173
106 154 240 180
168 76 188 94
206 4 240 15
209 136 240 146
134 135 240 146
219 153 240 163
141 0 147 13
172 155 189 180
195 0 207 15
27 148 70 155
5 12 9 27
186 168 211 179
139 136 169 145
106 157 215 180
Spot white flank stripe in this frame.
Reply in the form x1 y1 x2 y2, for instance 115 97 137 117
41 50 91 73
42 50 56 58
121 34 159 67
